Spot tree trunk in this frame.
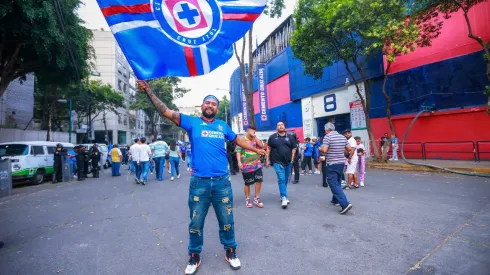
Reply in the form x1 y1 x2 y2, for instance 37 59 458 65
344 60 381 162
246 26 256 127
103 111 108 142
381 62 396 161
46 106 52 141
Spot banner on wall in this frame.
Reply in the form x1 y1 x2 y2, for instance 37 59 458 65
257 64 270 126
349 100 366 130
241 84 249 128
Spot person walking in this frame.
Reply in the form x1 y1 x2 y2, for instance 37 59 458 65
186 143 192 172
301 137 313 175
137 138 152 185
137 81 265 275
319 122 353 214
266 122 297 209
150 135 168 181
168 140 182 181
343 130 359 189
390 136 399 161
236 126 264 208
288 132 300 184
109 144 122 177
129 138 140 178
355 136 366 186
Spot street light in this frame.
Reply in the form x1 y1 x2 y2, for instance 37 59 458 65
57 98 73 143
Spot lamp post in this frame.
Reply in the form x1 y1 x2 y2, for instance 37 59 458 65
57 99 73 143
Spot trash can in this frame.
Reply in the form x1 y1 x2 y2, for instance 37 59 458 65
0 159 12 198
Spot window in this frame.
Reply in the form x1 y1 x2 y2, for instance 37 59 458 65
123 83 127 93
118 79 122 91
0 144 28 157
118 115 122 124
47 147 56 154
117 46 122 57
123 68 128 78
31 146 45 155
117 62 122 74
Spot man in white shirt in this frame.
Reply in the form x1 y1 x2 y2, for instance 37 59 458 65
137 137 152 185
343 129 359 189
129 138 140 182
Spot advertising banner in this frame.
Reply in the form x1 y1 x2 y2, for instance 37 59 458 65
257 64 270 126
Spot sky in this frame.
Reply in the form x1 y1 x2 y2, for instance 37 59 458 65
78 0 296 107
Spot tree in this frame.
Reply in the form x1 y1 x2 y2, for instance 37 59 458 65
132 77 189 138
0 0 94 97
70 80 125 141
216 95 231 124
364 9 442 159
233 1 285 128
291 0 411 161
412 0 490 113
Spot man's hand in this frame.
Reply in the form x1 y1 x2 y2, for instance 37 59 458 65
265 159 270 168
256 149 266 156
137 80 150 93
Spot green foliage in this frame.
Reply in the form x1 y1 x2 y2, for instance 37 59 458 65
264 0 286 18
34 75 72 131
131 77 189 136
0 0 94 96
291 0 409 79
410 0 486 17
216 95 231 123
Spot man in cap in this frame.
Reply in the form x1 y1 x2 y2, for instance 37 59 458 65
137 81 265 275
319 122 353 214
150 135 169 181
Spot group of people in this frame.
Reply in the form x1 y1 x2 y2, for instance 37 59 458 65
135 80 359 275
52 143 102 183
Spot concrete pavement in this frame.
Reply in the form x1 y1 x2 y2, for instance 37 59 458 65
0 166 489 275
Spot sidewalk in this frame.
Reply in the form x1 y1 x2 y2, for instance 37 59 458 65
367 159 490 174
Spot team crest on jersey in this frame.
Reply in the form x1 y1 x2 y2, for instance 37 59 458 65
201 130 210 137
152 0 222 47
218 125 223 131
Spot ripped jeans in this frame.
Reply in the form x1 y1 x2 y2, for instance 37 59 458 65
188 174 237 255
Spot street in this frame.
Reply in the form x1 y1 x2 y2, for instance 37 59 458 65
1 167 489 275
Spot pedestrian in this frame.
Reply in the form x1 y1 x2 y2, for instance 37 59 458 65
109 144 122 177
82 145 89 178
390 136 399 161
186 143 192 172
90 144 101 178
150 135 168 181
355 136 366 187
288 132 300 184
129 138 140 179
149 138 156 174
76 145 87 181
180 142 187 162
236 126 264 208
313 138 322 174
266 121 297 209
136 137 152 185
168 139 182 181
52 143 65 183
137 80 265 274
319 122 353 214
381 133 389 162
343 130 359 188
301 137 313 175
68 146 77 178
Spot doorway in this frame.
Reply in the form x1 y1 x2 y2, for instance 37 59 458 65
316 113 351 138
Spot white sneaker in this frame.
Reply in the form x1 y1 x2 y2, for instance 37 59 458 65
360 181 364 187
314 171 321 174
187 168 190 171
185 254 201 275
177 174 181 179
168 169 171 173
225 248 241 270
171 177 174 181
341 180 346 184
281 197 288 209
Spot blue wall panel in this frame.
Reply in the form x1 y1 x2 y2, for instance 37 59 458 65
288 47 384 101
229 67 243 117
254 101 302 131
369 50 489 118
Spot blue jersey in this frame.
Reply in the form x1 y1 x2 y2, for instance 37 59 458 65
304 143 313 157
179 114 237 177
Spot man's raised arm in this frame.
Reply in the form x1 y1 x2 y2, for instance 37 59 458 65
137 80 180 125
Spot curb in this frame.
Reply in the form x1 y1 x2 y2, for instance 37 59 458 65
366 162 490 174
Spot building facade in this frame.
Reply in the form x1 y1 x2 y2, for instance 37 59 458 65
0 74 35 130
229 2 490 160
88 30 146 145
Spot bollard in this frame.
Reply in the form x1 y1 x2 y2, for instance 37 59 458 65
0 159 13 198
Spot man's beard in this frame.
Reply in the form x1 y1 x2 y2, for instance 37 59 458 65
202 111 216 119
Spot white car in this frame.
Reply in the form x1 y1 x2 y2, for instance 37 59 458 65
0 141 74 185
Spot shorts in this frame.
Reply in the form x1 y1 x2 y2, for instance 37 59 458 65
346 158 359 174
242 168 263 185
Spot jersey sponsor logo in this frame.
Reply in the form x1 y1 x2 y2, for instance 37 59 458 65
201 130 224 139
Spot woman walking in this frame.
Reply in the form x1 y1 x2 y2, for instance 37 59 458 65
168 140 182 181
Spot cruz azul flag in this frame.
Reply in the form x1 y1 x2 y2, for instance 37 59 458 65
97 0 267 79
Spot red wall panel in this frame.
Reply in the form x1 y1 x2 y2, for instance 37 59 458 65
253 74 291 114
386 1 490 74
370 107 490 160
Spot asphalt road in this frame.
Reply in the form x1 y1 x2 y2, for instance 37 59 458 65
1 165 489 275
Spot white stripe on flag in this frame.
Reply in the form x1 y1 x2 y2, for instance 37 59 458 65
200 46 210 74
218 0 267 7
110 20 160 34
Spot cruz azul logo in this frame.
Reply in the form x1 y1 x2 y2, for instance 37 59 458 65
152 0 222 47
201 130 224 139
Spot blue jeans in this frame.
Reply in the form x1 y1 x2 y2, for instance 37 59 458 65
130 161 135 173
188 174 237 254
154 157 164 181
111 162 121 176
134 161 141 179
187 155 192 168
139 161 149 182
326 163 350 208
272 163 292 198
70 162 77 176
170 156 180 177
149 159 154 172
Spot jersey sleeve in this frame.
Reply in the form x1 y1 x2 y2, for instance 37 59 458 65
179 114 194 132
224 123 237 142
